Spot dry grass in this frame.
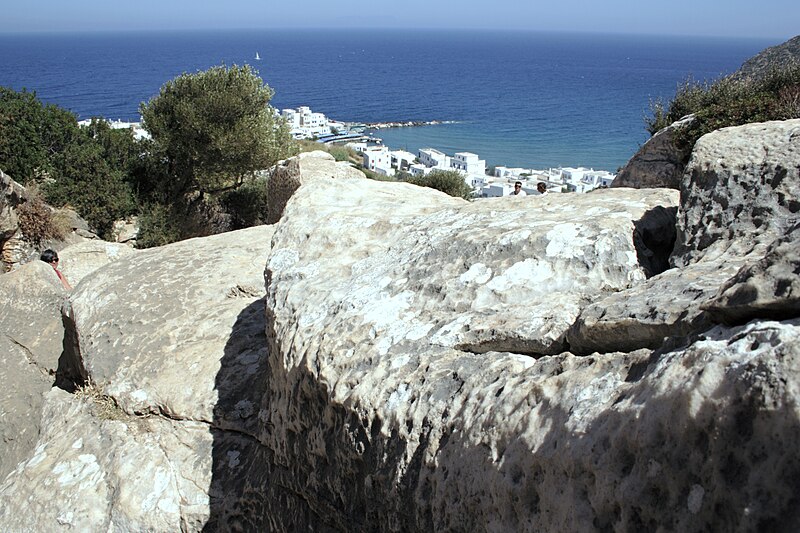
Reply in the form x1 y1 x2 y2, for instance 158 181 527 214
75 384 128 421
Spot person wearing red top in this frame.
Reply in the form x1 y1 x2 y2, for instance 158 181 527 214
40 249 72 290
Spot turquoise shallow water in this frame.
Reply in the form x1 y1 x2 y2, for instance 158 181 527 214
0 29 776 170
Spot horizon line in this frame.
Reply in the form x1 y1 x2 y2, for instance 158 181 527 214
0 27 791 42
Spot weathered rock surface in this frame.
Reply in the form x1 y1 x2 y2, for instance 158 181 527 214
703 222 800 325
0 388 216 531
0 225 275 530
672 119 800 267
0 260 68 478
0 169 25 241
62 225 274 424
611 115 695 190
567 259 744 354
571 119 800 353
58 239 137 287
266 150 364 224
1 148 798 532
267 177 678 357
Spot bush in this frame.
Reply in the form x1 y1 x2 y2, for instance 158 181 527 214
16 192 68 244
44 139 137 239
646 66 800 152
140 65 295 199
406 169 473 199
0 87 80 184
219 176 270 230
135 203 183 248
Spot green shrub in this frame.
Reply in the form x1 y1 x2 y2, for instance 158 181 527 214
0 87 80 184
135 203 182 248
16 193 68 244
646 65 800 152
44 140 136 240
219 177 270 229
406 169 473 199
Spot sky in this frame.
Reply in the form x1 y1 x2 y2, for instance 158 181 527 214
2 0 798 40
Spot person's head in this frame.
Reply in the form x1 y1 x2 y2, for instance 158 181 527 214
537 182 547 194
40 249 59 265
514 181 522 192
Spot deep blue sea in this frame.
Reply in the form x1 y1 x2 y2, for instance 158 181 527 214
0 29 778 171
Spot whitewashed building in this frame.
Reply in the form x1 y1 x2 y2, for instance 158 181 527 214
281 106 333 139
418 148 451 169
451 152 486 176
390 150 416 172
362 146 394 176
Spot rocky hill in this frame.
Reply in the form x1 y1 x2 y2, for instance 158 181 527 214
0 112 798 532
734 34 800 80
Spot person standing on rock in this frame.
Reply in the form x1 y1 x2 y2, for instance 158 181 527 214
40 249 72 290
512 181 527 196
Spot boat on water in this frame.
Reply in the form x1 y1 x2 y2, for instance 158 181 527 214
255 52 261 60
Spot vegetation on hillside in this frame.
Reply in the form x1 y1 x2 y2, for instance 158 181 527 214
0 65 297 245
646 65 800 152
407 169 474 199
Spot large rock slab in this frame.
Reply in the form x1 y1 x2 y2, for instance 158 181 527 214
703 222 800 325
567 258 744 354
611 115 695 190
267 177 678 358
58 239 137 287
0 388 216 531
571 119 800 353
0 260 68 478
673 119 800 267
266 150 364 224
62 225 274 429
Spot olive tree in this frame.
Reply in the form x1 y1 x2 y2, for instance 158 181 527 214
140 65 294 200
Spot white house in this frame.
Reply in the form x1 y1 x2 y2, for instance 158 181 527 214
390 150 416 172
451 152 486 176
362 145 394 176
418 148 450 169
281 106 332 139
78 118 151 140
560 167 615 193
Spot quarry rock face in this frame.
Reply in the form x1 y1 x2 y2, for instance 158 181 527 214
672 119 800 267
0 142 799 532
267 150 365 224
570 119 800 353
57 239 136 287
611 115 695 190
0 260 69 479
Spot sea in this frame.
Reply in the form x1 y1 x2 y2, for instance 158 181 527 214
0 29 779 171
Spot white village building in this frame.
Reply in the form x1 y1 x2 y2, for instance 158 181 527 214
362 145 394 176
280 106 333 139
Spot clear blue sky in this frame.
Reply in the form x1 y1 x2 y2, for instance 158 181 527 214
3 0 798 40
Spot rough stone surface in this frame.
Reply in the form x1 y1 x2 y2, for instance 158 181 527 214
0 388 216 531
0 260 68 479
611 115 695 190
266 150 364 224
58 239 137 287
0 170 25 241
703 222 800 325
268 178 677 356
62 225 274 425
673 119 800 267
567 259 744 354
571 119 800 353
1 150 798 532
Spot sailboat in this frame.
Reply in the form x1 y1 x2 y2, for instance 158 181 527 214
255 52 261 61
